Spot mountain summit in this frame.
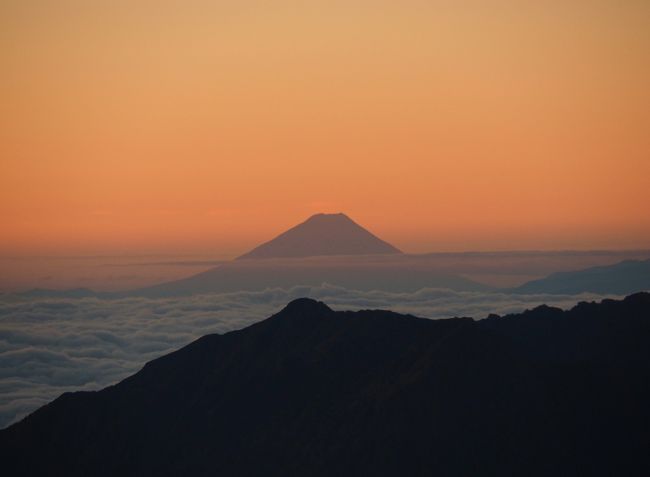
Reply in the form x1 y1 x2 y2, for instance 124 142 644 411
237 213 402 260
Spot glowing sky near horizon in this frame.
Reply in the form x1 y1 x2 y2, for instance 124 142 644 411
1 0 649 256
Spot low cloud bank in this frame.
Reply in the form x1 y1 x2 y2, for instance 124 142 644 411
0 285 618 428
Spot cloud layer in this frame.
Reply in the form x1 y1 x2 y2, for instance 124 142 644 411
0 285 618 429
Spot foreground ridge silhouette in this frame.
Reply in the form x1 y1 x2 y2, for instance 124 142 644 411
2 293 650 476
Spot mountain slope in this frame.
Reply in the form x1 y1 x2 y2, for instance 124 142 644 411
133 255 490 296
237 213 401 259
514 258 650 294
2 294 650 476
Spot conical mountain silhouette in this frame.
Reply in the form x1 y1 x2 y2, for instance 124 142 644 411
237 213 401 259
117 213 485 297
23 213 491 298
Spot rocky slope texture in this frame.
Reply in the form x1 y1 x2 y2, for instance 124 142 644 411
2 294 650 476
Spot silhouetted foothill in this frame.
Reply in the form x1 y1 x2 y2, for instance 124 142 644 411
2 293 650 476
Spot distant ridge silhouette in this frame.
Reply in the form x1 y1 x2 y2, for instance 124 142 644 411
514 258 650 295
237 213 401 259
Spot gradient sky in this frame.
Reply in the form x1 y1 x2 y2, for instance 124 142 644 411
2 0 649 256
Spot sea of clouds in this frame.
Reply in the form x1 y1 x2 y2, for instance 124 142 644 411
0 284 618 429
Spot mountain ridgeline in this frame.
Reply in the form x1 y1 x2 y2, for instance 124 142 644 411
514 258 650 294
2 293 650 476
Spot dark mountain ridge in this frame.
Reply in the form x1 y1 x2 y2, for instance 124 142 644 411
2 293 650 476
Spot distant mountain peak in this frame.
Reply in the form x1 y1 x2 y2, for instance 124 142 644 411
308 212 347 219
237 213 402 260
303 212 355 223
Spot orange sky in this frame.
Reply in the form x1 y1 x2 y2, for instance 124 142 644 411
1 0 649 256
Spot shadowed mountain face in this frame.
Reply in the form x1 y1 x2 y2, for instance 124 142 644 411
237 213 402 259
2 294 650 476
514 258 650 295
